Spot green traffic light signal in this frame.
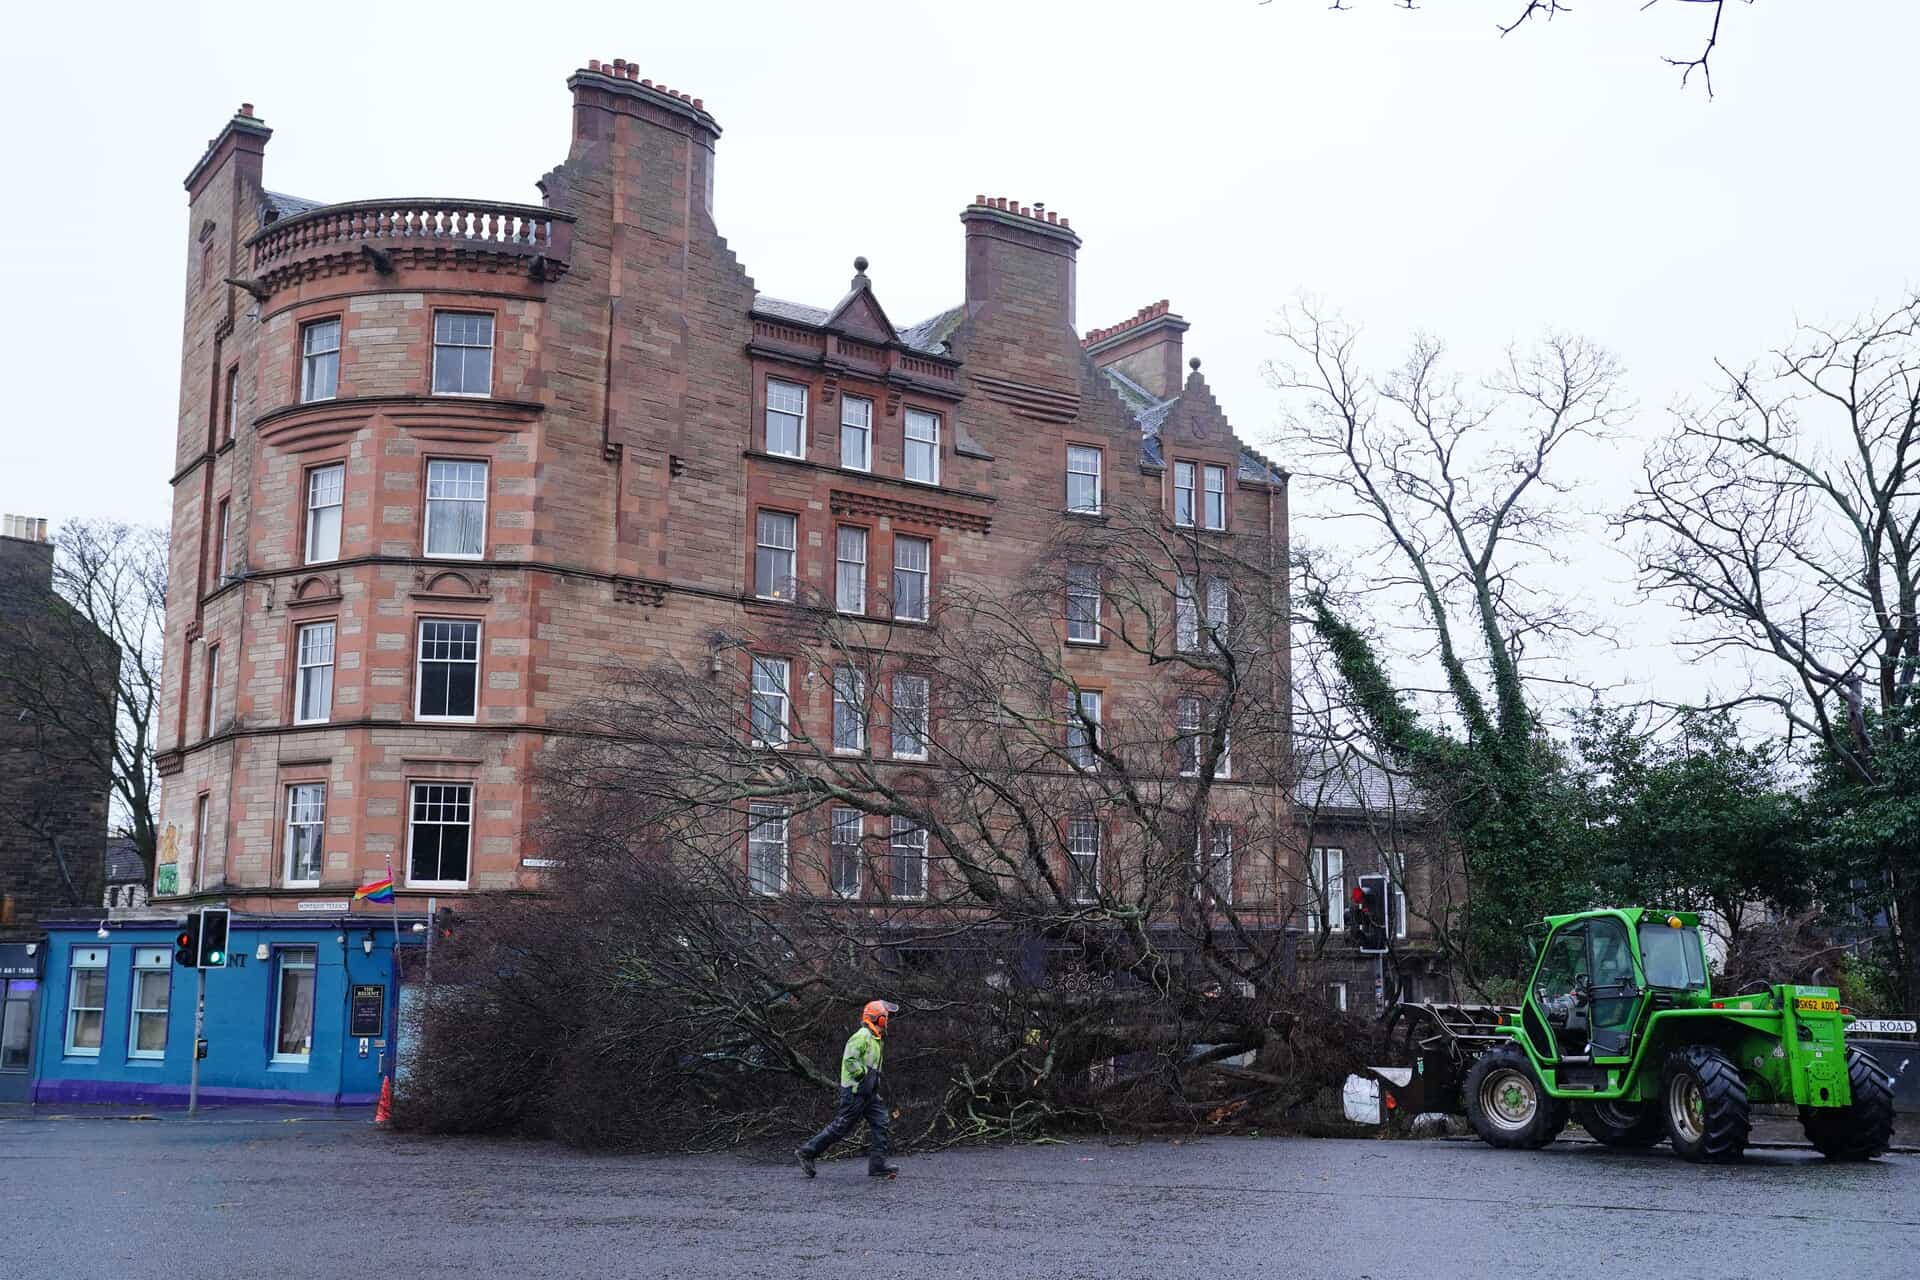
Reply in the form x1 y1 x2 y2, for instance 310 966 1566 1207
195 907 230 969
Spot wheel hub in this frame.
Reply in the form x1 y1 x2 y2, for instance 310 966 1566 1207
1481 1068 1538 1131
1668 1074 1705 1144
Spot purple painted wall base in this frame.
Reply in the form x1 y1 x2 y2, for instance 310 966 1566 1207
33 1076 376 1108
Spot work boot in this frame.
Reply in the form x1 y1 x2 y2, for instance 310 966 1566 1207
795 1148 816 1178
867 1159 899 1178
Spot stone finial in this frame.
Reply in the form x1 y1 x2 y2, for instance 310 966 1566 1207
854 256 869 274
1190 357 1202 371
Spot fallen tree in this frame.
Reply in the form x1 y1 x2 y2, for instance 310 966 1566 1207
397 498 1380 1149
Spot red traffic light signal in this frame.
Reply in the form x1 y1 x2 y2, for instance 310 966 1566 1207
172 908 230 968
1354 875 1390 955
174 914 202 966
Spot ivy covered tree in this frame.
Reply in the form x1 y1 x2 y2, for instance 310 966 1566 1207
1268 303 1628 984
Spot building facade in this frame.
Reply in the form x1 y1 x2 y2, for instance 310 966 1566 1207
27 909 414 1107
38 59 1443 1106
152 61 1300 921
0 515 117 1103
0 516 114 932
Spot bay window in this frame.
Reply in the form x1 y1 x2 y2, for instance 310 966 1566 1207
294 622 335 725
305 464 344 564
424 459 488 558
285 783 325 886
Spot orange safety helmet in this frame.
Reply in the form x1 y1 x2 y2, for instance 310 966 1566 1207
862 999 899 1038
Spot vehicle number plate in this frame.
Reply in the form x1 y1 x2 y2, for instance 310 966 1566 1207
1795 997 1839 1012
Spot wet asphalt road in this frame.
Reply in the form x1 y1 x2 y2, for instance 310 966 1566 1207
4 1112 1917 1280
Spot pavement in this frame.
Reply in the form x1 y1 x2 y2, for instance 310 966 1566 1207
3 1109 1916 1280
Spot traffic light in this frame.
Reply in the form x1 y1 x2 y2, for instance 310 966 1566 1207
1352 875 1390 955
434 905 460 941
196 906 230 968
174 912 202 967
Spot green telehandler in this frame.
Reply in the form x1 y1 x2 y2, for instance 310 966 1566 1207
1452 907 1897 1162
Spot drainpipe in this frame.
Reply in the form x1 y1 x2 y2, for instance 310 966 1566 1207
49 835 82 906
335 926 353 1106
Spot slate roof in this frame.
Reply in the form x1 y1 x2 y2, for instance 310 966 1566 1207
748 290 1284 482
751 296 962 358
103 837 144 883
1293 747 1424 815
750 295 831 327
262 190 326 222
1098 367 1283 485
896 305 966 356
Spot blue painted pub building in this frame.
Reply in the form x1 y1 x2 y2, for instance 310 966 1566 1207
27 910 424 1107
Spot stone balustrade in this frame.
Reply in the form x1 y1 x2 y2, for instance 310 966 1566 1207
249 198 574 285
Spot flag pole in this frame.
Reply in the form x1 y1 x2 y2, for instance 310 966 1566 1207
386 854 400 1086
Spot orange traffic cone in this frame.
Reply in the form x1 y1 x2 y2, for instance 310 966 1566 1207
375 1076 393 1125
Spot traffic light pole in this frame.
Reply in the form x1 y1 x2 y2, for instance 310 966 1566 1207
189 966 206 1116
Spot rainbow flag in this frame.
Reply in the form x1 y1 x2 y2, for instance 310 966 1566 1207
354 876 395 904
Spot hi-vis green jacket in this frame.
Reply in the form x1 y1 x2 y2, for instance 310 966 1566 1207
839 1026 884 1089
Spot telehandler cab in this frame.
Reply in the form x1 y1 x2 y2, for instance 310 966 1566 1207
1458 907 1896 1162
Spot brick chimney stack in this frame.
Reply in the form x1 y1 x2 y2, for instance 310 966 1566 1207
961 196 1082 329
1 515 49 543
0 514 55 597
1083 300 1190 400
563 59 723 217
182 104 271 201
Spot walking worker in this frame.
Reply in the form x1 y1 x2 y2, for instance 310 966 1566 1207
796 999 900 1179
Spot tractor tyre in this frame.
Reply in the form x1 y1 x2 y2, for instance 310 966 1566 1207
1573 1099 1664 1148
1463 1045 1568 1150
1800 1048 1896 1161
1661 1045 1749 1162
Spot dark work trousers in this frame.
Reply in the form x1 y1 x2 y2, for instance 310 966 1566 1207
800 1083 890 1167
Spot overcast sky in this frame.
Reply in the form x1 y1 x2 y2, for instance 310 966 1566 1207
3 1 1912 713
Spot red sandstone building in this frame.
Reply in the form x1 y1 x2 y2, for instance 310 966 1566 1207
152 61 1439 1005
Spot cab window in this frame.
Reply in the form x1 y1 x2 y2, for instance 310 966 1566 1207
1589 918 1635 988
1639 924 1709 990
1534 923 1588 1000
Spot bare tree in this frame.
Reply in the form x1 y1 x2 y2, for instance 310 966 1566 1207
0 521 167 882
1319 0 1754 97
1622 296 1920 1009
1266 301 1629 978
